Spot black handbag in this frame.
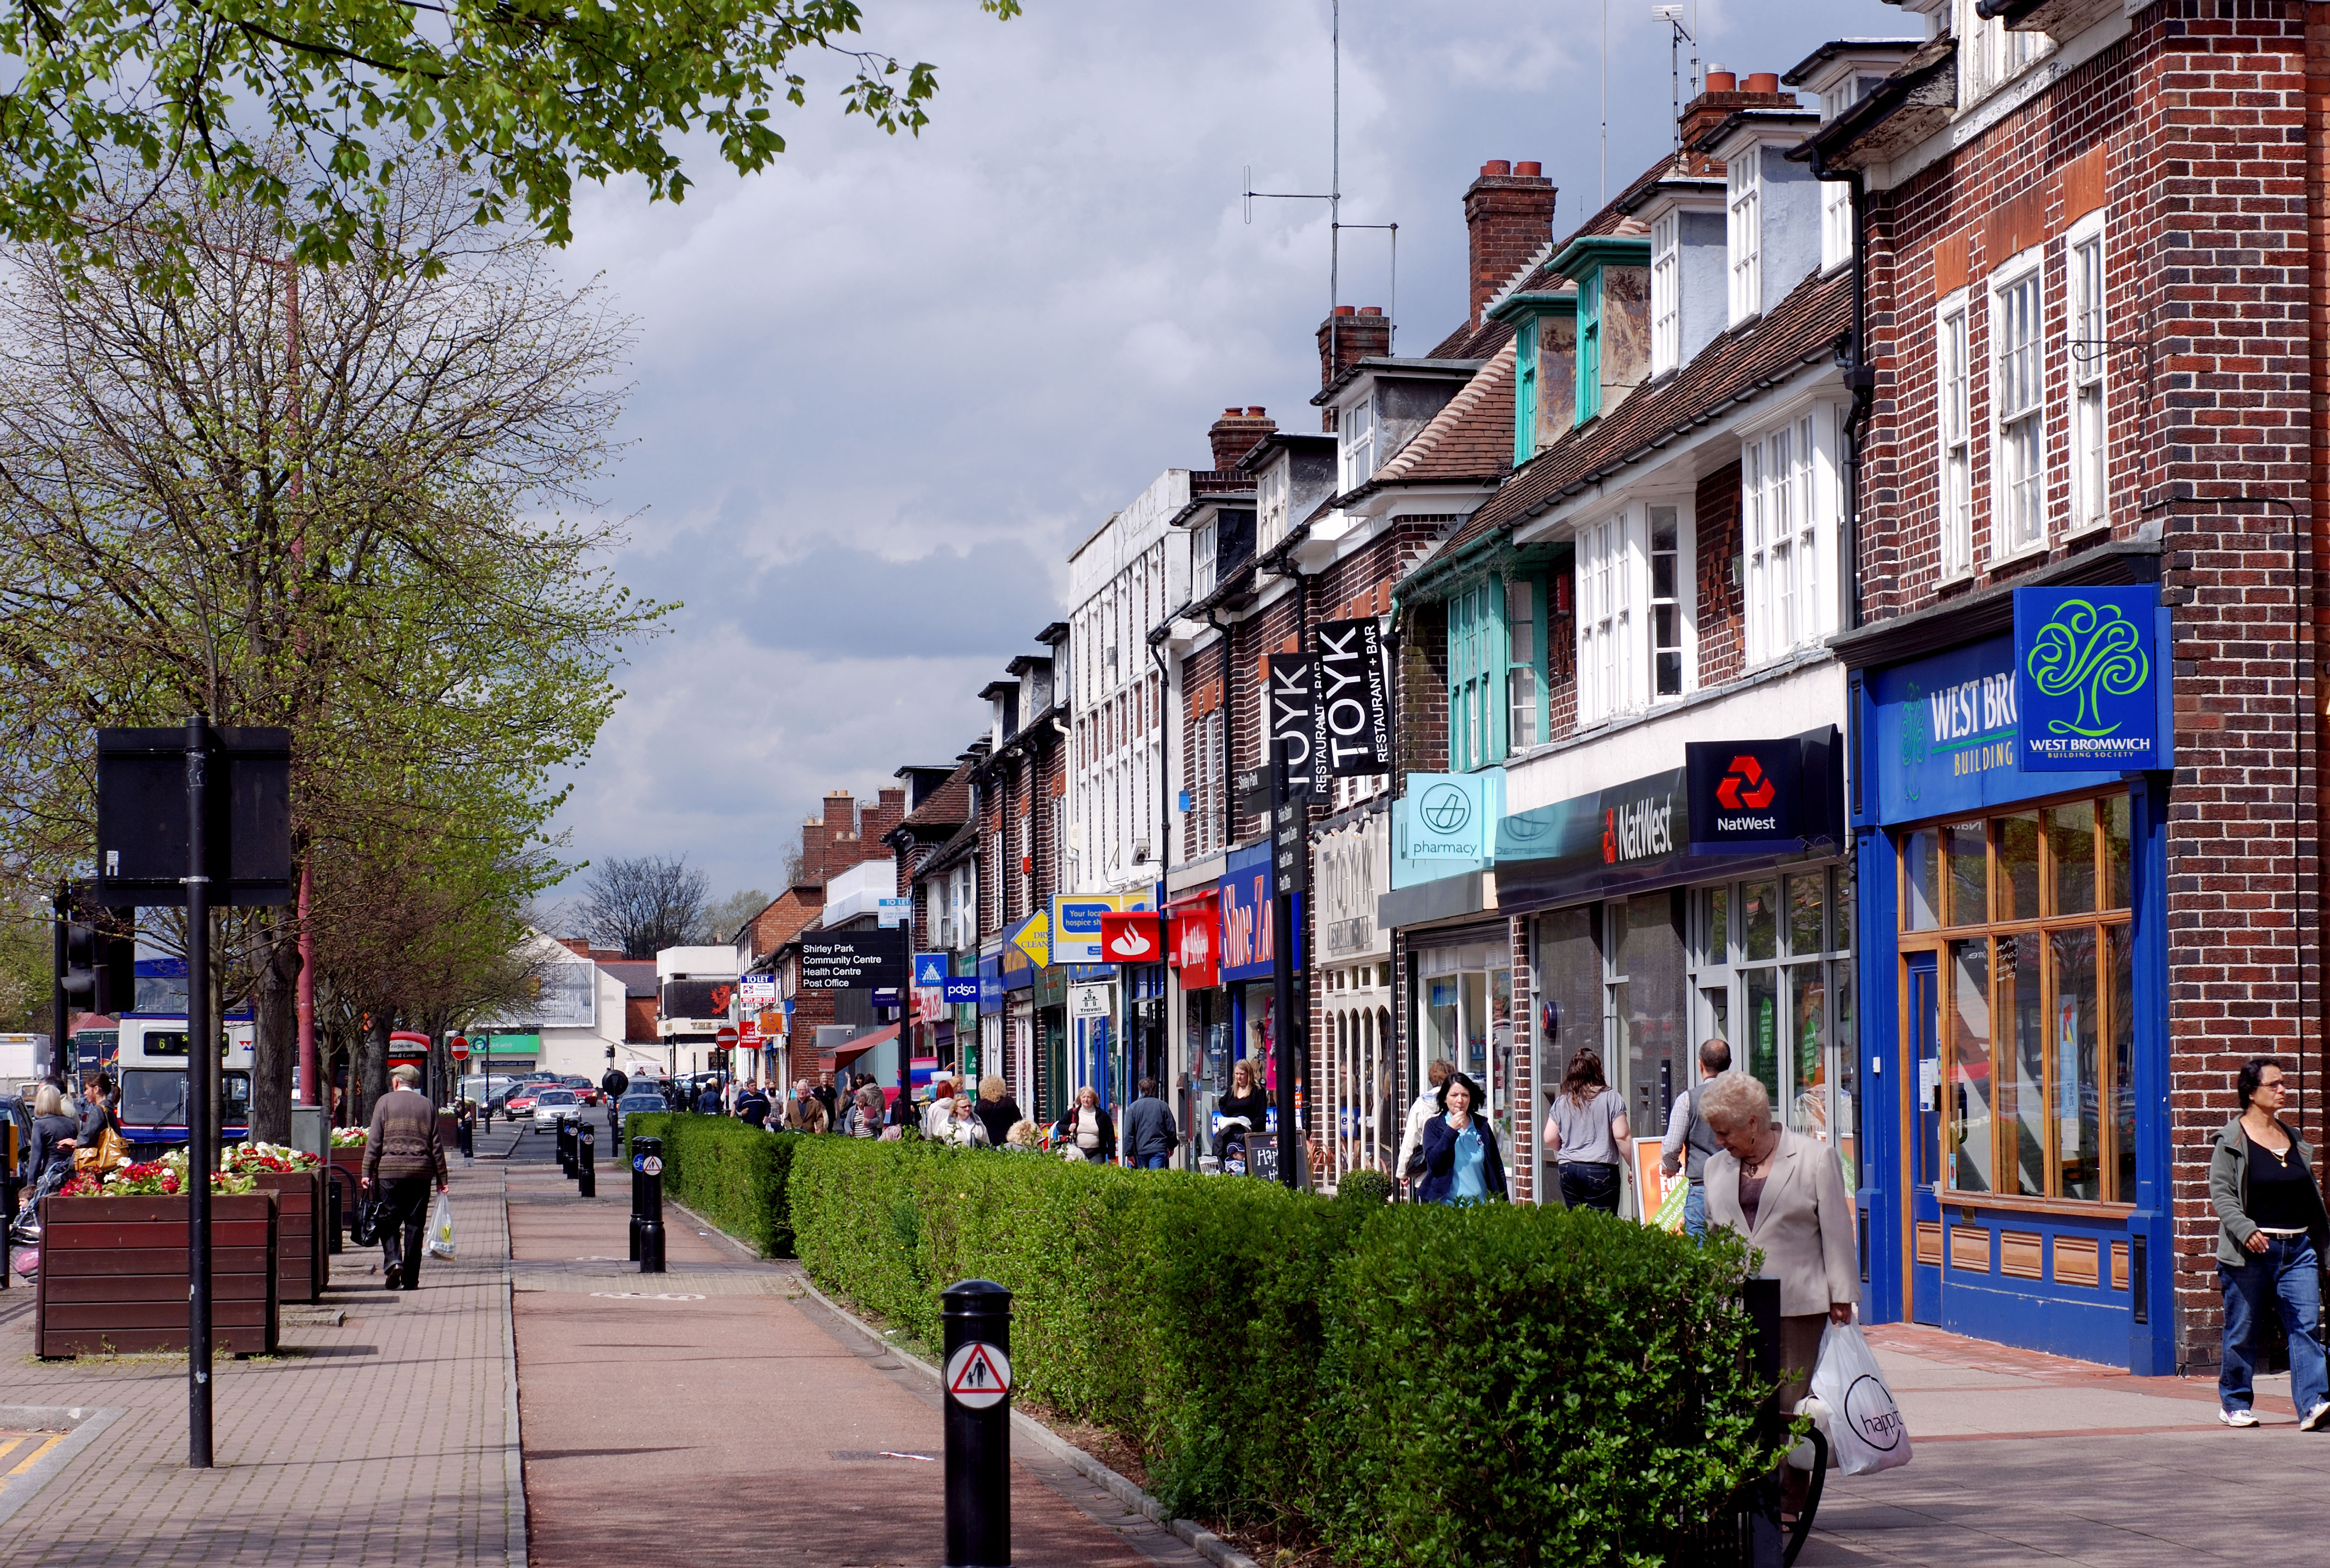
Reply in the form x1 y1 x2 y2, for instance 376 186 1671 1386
350 1194 383 1246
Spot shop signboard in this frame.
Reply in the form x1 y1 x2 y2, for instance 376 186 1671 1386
977 948 1004 1015
1070 984 1111 1020
1168 898 1219 989
1218 843 1303 983
1391 771 1504 889
658 978 735 1031
1864 632 2126 826
1316 814 1389 961
913 953 950 988
1099 911 1162 963
1314 617 1392 776
942 976 982 1005
2012 586 2170 772
1049 894 1121 965
1009 910 1050 969
1000 915 1041 991
1683 729 1844 855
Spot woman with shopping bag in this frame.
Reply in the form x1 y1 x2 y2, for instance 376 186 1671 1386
1701 1071 1861 1519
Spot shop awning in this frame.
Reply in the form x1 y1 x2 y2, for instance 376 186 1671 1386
821 1022 900 1071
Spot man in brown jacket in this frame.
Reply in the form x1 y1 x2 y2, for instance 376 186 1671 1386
363 1064 449 1290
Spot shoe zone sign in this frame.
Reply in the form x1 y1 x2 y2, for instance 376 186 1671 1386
2014 586 2169 772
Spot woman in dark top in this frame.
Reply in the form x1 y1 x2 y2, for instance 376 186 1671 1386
1416 1073 1508 1205
2209 1056 2330 1428
76 1074 118 1145
1214 1058 1269 1157
25 1084 81 1203
971 1075 1022 1148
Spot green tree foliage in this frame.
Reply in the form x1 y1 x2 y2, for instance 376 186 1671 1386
0 159 670 1135
0 0 1021 268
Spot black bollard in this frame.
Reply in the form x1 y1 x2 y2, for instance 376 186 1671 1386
941 1279 1013 1568
634 1136 666 1274
628 1141 644 1261
560 1118 578 1179
578 1124 596 1198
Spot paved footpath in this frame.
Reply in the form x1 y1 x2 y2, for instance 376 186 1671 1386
0 1162 521 1567
1803 1323 2330 1565
504 1160 1203 1568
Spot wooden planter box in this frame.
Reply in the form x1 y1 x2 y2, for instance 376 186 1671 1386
244 1168 326 1303
36 1192 279 1358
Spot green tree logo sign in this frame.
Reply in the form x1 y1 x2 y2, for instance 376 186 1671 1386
2025 599 2149 736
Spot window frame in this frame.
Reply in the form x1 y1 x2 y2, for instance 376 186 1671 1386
1728 147 1763 326
1514 315 1540 463
1988 250 2047 560
1937 288 1973 579
1650 211 1681 376
1577 271 1604 424
1340 393 1377 493
1740 405 1838 668
1447 580 1504 771
1896 792 2136 1209
2065 211 2108 536
1504 574 1545 755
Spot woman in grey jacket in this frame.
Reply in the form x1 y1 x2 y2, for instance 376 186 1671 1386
2209 1056 2330 1429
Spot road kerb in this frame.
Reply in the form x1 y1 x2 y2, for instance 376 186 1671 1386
788 1267 1263 1568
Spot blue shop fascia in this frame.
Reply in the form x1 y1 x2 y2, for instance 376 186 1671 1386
1838 571 2177 1373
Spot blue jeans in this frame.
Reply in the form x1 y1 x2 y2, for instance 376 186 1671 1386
2219 1234 2328 1417
1683 1182 1708 1240
1138 1153 1170 1170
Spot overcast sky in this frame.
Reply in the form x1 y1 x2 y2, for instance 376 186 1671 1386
544 0 1916 907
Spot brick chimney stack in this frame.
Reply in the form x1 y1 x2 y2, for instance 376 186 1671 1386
1679 66 1804 165
1206 406 1277 471
1463 160 1557 330
1315 306 1392 427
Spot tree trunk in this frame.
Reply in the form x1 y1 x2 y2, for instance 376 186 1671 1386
247 912 300 1143
357 1013 390 1128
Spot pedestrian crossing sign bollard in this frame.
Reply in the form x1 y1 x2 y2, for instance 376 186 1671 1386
633 1138 666 1274
942 1279 1012 1568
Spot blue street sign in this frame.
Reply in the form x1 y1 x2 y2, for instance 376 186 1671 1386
914 952 950 987
941 976 981 1004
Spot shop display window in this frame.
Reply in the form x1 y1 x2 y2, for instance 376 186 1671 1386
1326 965 1395 1188
1898 793 2134 1204
1414 941 1516 1147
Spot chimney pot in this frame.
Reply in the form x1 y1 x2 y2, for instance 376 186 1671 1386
1357 306 1383 317
1515 161 1542 176
1745 71 1780 94
1223 406 1240 415
1333 304 1357 316
1207 406 1278 471
1480 159 1511 177
1705 68 1736 92
1316 308 1394 413
1245 406 1266 416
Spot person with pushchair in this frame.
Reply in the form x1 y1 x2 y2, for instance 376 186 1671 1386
22 1085 79 1209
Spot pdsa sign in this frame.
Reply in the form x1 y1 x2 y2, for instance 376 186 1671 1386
2014 586 2167 771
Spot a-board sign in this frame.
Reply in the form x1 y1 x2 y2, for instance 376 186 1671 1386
797 929 911 991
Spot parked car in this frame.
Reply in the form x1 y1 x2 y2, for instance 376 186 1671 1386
558 1074 602 1106
530 1089 581 1133
504 1086 546 1116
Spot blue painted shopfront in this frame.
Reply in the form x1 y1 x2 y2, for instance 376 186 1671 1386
1853 621 2175 1373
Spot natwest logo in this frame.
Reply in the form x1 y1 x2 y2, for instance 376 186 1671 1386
1602 795 1674 864
1715 755 1777 811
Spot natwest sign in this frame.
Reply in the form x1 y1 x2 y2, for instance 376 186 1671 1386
1167 896 1218 990
1099 911 1162 964
1684 730 1841 855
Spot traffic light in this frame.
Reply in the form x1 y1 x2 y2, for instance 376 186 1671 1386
58 886 136 1015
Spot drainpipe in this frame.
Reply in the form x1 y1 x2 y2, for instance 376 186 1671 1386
1806 139 1875 631
1205 608 1235 851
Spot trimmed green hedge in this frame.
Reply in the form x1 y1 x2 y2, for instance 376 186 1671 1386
786 1138 1778 1564
623 1113 798 1258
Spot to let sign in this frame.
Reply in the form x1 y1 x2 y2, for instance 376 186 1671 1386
2013 586 2168 772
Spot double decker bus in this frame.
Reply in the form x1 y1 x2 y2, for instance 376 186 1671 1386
112 959 254 1148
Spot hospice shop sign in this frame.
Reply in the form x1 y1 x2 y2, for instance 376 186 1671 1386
2013 586 2169 772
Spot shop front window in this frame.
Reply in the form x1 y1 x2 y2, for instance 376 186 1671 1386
1694 862 1858 1186
1898 792 2134 1204
1327 966 1395 1189
1414 942 1515 1145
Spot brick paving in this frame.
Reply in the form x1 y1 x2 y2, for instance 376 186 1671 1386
505 1165 1205 1568
0 1165 521 1567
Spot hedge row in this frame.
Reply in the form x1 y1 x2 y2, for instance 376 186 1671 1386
783 1134 1778 1567
623 1113 797 1258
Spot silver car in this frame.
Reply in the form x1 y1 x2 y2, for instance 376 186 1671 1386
530 1088 580 1133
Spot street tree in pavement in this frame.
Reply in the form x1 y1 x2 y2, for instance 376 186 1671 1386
0 0 1021 271
0 158 668 1140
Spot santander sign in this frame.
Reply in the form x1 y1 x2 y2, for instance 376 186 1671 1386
1099 911 1161 962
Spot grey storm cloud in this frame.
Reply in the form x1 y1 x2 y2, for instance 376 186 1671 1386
741 539 1066 658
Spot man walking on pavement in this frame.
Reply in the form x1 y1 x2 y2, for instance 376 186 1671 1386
363 1064 449 1291
1124 1077 1178 1170
737 1081 771 1129
1661 1038 1732 1239
694 1078 722 1115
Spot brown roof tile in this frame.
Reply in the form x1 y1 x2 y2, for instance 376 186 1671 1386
1434 266 1852 561
899 763 973 832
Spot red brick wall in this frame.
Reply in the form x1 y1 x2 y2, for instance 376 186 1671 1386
1855 2 2321 1363
1695 461 1745 686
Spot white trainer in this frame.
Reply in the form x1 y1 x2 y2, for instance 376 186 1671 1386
2302 1402 2330 1432
2221 1407 2260 1428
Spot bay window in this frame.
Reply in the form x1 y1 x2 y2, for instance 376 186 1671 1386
1742 410 1835 665
1728 150 1761 326
1506 578 1541 752
1448 581 1500 770
1650 212 1680 377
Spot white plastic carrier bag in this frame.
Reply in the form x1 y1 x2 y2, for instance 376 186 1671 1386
1806 1321 1912 1475
427 1191 458 1261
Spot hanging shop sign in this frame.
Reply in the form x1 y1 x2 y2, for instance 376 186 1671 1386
1268 653 1329 803
2012 586 2170 773
913 953 950 987
1683 729 1844 855
1217 842 1303 983
1069 984 1112 1020
941 975 982 1005
1049 895 1122 965
1099 911 1162 964
1008 910 1050 969
1391 771 1504 889
1168 896 1220 990
977 948 1004 1014
1316 814 1389 962
1313 617 1392 776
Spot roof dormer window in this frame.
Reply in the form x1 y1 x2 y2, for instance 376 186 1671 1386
1650 213 1680 377
1339 396 1376 493
1727 151 1762 327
